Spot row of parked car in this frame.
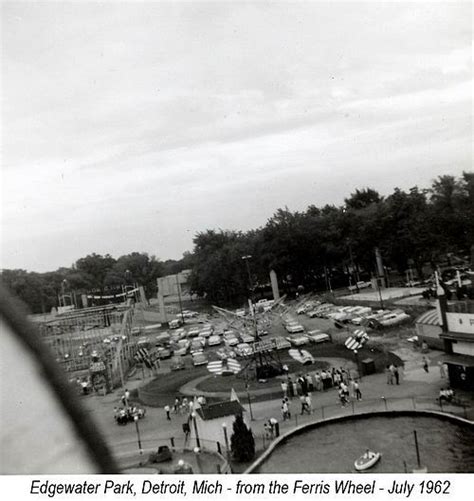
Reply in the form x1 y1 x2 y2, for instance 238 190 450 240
282 314 331 347
297 300 411 328
150 322 269 367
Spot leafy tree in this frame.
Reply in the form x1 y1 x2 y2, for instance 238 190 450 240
230 413 255 463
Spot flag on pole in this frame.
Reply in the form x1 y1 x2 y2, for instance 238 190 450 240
230 388 240 402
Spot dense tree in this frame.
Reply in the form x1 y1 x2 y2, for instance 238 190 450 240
230 413 255 463
2 172 471 313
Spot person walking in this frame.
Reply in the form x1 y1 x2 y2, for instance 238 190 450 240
438 361 446 379
394 365 400 385
422 356 429 373
354 381 362 401
164 404 171 421
385 365 391 384
281 381 288 398
389 364 396 384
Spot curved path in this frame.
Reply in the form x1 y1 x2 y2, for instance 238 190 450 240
179 357 356 400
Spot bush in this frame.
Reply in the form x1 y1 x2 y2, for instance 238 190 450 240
230 414 255 462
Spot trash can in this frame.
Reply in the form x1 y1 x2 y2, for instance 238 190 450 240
361 358 375 376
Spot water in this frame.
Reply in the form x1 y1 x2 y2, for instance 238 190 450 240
257 415 474 473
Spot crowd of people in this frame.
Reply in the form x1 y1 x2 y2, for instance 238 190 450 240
279 369 365 413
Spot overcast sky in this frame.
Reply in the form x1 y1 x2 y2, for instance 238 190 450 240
1 1 472 272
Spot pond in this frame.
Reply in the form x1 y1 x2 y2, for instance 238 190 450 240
255 414 474 473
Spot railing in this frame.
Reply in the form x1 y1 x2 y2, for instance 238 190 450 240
254 394 471 443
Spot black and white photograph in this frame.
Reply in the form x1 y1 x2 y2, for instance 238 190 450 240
1 0 473 483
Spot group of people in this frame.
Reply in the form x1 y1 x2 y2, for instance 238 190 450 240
439 387 455 403
264 417 279 439
281 367 353 398
113 405 145 424
385 364 401 384
171 395 207 417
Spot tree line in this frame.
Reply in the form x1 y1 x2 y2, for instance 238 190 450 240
1 173 472 312
188 173 473 304
0 252 193 314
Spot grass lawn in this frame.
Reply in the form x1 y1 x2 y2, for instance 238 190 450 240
137 342 403 407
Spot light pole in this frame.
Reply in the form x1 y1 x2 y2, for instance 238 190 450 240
133 416 143 457
191 412 200 448
222 423 230 455
245 380 254 421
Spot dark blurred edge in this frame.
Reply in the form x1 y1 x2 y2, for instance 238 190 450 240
0 283 118 474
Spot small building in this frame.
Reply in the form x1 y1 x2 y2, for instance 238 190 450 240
415 309 443 349
193 400 247 448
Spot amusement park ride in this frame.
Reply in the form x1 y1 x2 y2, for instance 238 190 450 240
210 296 289 380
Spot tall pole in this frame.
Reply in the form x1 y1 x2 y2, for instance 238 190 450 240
246 381 254 421
222 423 230 455
242 255 263 377
134 416 143 456
191 412 201 448
414 430 421 468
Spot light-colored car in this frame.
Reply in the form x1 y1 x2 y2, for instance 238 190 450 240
285 322 305 334
198 326 213 338
172 339 190 356
379 311 411 327
182 310 199 318
169 319 183 329
187 327 200 338
235 343 253 357
208 335 222 346
240 333 255 344
286 335 309 347
348 280 372 292
190 338 205 353
306 330 331 344
216 347 236 360
155 347 172 359
224 334 239 347
192 351 208 366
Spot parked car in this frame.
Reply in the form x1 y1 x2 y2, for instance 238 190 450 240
224 333 239 347
306 330 331 344
379 310 411 327
169 319 183 329
187 327 200 338
240 332 255 343
208 334 222 346
198 326 213 338
216 347 236 360
182 310 199 318
235 343 253 357
348 281 372 292
155 347 172 359
286 335 309 347
172 339 190 356
270 337 291 350
190 338 206 353
192 351 208 366
285 322 305 334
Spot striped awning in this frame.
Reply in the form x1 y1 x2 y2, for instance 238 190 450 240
207 358 242 375
345 329 369 351
415 309 441 326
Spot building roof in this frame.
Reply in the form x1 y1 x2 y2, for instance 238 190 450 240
415 309 441 326
440 353 474 368
195 400 245 421
439 331 474 342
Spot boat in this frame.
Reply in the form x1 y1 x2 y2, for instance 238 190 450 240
354 450 381 471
